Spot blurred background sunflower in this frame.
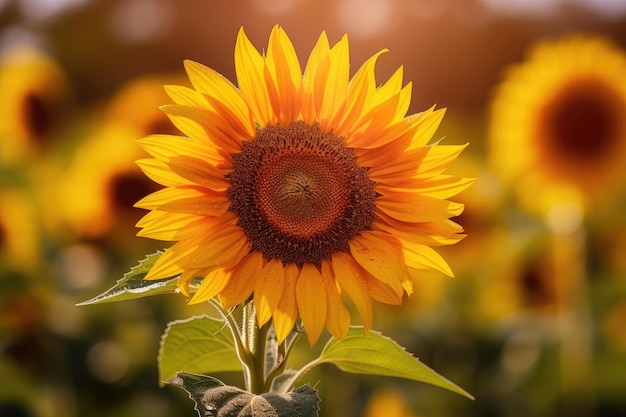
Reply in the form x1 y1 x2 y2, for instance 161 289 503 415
1 1 626 416
489 35 626 214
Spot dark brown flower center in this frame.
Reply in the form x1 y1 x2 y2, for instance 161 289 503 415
108 171 159 214
542 77 622 162
145 114 182 136
21 92 52 143
0 219 6 250
227 122 376 266
519 259 555 308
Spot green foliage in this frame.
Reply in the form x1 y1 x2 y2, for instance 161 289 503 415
77 251 182 305
158 316 242 383
292 327 474 399
80 250 473 408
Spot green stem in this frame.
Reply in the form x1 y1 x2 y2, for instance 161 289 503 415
212 300 294 394
243 304 271 394
208 300 255 389
277 357 322 395
264 332 301 392
552 227 595 415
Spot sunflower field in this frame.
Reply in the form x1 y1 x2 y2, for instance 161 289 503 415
1 1 626 417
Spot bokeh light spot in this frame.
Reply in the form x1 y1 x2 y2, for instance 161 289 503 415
18 0 89 22
546 200 584 236
56 244 108 290
109 0 174 44
335 0 393 39
479 0 563 17
86 341 129 383
248 0 302 15
501 329 542 375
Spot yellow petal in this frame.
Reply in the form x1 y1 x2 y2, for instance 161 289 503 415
134 188 203 211
335 49 386 137
138 134 224 165
415 144 470 178
164 84 211 109
346 94 403 148
218 251 263 308
180 222 250 270
265 25 302 125
322 260 350 340
376 192 464 223
296 263 327 346
273 262 299 343
235 27 276 125
401 240 454 277
367 146 430 179
372 213 466 246
393 83 412 124
183 59 255 138
407 107 447 149
135 186 229 217
363 72 410 131
373 65 404 104
188 268 231 304
254 258 285 327
302 31 330 124
180 193 230 217
374 174 475 197
136 158 188 187
365 273 404 305
349 231 407 298
144 239 195 280
167 155 230 191
331 252 373 333
136 210 204 241
354 109 436 167
412 175 476 199
342 68 411 149
317 35 350 130
162 191 229 217
159 105 212 143
161 105 242 154
177 267 205 297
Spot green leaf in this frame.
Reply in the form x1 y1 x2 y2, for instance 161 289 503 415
158 316 243 383
166 372 226 417
314 327 473 399
167 372 321 417
166 372 226 399
77 251 183 306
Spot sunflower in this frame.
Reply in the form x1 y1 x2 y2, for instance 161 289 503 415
477 236 561 322
488 35 626 211
0 45 70 166
57 74 183 240
0 190 40 272
136 25 470 345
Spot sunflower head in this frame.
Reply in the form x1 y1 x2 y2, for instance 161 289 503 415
489 35 626 211
227 121 377 267
0 45 70 165
57 75 182 240
135 25 470 345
